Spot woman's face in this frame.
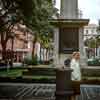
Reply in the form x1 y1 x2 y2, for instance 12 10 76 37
74 53 80 60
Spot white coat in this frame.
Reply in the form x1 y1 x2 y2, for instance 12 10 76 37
70 59 81 81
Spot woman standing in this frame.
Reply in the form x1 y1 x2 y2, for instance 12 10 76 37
70 52 81 81
70 52 81 100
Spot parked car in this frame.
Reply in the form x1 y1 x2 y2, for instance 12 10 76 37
87 57 100 66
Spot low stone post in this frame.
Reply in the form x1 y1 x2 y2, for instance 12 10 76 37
56 67 73 100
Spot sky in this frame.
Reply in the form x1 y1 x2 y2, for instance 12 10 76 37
55 0 100 24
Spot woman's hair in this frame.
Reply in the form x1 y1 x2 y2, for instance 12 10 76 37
72 51 80 58
72 52 77 58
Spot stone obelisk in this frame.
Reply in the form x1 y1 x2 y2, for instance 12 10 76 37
60 0 78 19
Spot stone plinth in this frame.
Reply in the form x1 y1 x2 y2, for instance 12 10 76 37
50 19 89 67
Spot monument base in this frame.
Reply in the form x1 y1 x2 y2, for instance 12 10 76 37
51 19 89 67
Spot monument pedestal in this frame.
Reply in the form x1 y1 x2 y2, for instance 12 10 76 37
51 19 89 66
51 0 89 67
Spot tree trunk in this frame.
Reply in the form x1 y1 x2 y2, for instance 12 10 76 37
32 41 36 59
32 34 37 58
10 38 14 67
1 44 7 62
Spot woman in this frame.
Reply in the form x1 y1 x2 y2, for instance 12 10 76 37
70 52 81 81
70 52 81 100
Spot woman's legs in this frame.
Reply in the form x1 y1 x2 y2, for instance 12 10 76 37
71 95 76 100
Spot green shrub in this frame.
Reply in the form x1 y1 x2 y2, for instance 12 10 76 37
24 56 38 65
88 58 100 66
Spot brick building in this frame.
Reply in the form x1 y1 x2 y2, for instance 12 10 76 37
0 24 34 62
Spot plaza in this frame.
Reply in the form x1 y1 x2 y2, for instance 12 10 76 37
0 0 100 100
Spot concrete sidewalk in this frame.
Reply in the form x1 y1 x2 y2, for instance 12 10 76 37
0 83 100 100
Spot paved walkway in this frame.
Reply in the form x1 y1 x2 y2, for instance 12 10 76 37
0 83 55 100
1 83 100 100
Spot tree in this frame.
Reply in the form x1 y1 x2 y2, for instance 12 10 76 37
96 20 100 46
0 0 58 61
21 0 59 36
84 38 96 48
88 38 96 48
97 20 100 33
0 0 23 61
19 0 58 58
84 39 89 47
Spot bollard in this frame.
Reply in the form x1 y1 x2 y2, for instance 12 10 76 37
56 67 74 100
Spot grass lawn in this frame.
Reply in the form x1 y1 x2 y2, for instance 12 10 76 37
0 67 56 82
23 75 56 79
0 65 48 77
0 68 27 78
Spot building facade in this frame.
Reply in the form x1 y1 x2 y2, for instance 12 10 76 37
83 24 100 58
0 24 34 62
84 24 98 40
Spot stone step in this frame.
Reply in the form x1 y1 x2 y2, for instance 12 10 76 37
82 67 100 77
23 67 56 76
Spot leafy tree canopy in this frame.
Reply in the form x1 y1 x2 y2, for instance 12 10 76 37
0 0 58 60
17 0 57 34
0 0 57 33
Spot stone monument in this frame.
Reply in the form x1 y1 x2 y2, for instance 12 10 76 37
60 0 78 19
51 0 89 67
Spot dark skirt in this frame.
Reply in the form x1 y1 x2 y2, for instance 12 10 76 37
72 80 81 95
